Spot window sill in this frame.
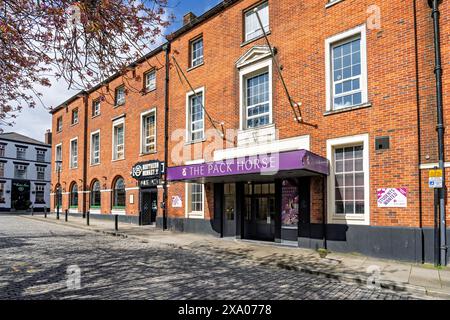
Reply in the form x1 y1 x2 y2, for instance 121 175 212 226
325 0 345 9
90 162 101 167
187 62 204 72
241 31 271 48
142 87 157 95
112 158 125 163
324 102 371 116
185 139 206 146
187 213 205 220
140 151 157 156
114 102 125 108
92 114 101 119
329 215 368 226
70 166 78 170
70 122 79 127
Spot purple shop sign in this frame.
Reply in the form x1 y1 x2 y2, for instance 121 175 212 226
167 150 329 181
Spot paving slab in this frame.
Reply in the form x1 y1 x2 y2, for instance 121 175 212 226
409 267 441 289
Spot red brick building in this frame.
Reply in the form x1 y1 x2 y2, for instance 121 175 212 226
50 0 449 263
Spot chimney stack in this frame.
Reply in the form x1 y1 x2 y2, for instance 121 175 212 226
45 129 52 145
183 12 197 26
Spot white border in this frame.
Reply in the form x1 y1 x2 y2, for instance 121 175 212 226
69 137 78 169
90 129 101 165
112 117 125 161
185 87 205 143
54 143 62 172
325 24 368 112
326 134 370 225
239 58 273 130
185 182 205 219
140 108 157 154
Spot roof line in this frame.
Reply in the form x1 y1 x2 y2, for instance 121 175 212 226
50 0 242 115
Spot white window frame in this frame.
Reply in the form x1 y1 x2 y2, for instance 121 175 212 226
327 134 370 226
239 58 273 130
185 87 205 143
112 118 125 161
0 162 4 177
115 86 125 106
93 99 101 117
140 109 157 154
69 137 78 169
16 147 26 159
36 166 45 180
72 108 79 125
244 1 270 42
57 116 63 132
185 182 205 219
55 143 62 171
0 144 5 157
36 149 46 162
14 164 27 179
145 70 157 92
191 37 204 67
90 130 101 165
325 25 368 112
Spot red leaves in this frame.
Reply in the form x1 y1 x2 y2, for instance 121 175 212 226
1 0 172 126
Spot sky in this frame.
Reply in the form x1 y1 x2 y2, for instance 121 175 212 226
10 0 222 142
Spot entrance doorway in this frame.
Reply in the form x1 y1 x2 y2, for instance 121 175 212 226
244 183 276 241
223 183 236 237
140 188 157 225
11 180 31 211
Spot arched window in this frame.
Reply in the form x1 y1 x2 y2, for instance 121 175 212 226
70 183 78 208
90 180 101 208
113 177 125 208
55 184 62 209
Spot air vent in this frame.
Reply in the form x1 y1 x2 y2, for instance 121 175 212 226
375 137 390 151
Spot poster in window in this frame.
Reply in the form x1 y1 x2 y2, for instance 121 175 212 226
282 179 299 229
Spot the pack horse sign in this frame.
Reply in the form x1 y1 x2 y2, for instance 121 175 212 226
131 161 164 187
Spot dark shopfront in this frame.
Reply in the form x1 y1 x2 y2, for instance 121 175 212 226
132 161 164 226
167 150 330 245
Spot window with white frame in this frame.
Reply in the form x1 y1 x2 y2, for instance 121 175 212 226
141 110 156 154
92 99 101 117
144 70 156 92
326 25 368 111
115 86 125 106
245 71 270 128
186 183 204 218
113 120 125 160
244 1 269 42
57 116 63 132
0 145 5 157
70 138 78 168
190 37 204 67
71 108 79 125
187 90 204 142
35 185 45 204
55 144 62 171
0 162 4 177
327 134 369 225
14 164 27 179
36 149 46 162
91 131 100 165
16 147 26 160
36 166 45 180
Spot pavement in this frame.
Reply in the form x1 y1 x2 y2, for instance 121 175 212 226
16 213 450 299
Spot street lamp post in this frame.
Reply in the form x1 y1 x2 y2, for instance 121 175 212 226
56 160 62 220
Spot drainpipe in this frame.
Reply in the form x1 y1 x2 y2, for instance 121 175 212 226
428 0 447 266
162 42 171 231
82 92 88 218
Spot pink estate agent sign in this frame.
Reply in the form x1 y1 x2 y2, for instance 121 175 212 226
377 188 407 208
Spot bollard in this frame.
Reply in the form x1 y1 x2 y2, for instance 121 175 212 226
44 207 47 218
87 211 90 226
56 209 60 220
115 215 118 231
65 209 68 222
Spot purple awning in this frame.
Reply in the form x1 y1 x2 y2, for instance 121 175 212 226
167 150 329 182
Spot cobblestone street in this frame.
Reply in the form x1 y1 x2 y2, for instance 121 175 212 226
0 215 418 300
